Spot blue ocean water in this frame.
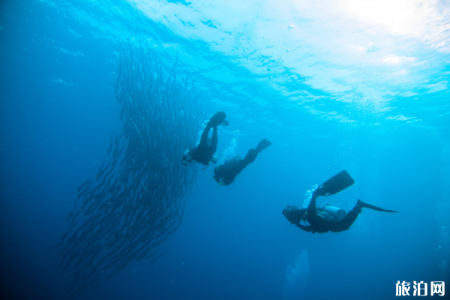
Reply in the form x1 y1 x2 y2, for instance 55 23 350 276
0 0 449 299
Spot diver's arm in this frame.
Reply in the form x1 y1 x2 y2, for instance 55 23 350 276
182 149 192 166
295 223 312 232
199 125 211 147
182 150 189 166
306 192 320 225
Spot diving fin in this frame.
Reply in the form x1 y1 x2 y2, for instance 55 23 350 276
208 111 227 127
316 170 355 196
255 139 272 152
357 200 398 213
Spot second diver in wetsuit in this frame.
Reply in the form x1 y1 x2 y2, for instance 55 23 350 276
183 111 229 168
282 177 398 234
213 139 272 186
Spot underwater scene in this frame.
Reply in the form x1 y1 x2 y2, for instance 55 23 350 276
0 0 449 299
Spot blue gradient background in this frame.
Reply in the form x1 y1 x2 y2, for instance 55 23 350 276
0 1 449 299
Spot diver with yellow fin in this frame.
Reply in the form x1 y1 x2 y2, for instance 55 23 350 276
282 170 398 233
183 111 229 168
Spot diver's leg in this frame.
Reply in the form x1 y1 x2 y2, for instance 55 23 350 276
199 125 211 147
210 126 218 153
229 161 246 179
330 205 361 232
242 149 258 165
306 193 319 224
225 149 257 180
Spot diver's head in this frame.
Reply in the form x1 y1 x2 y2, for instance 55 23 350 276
213 172 220 183
182 149 190 166
282 205 291 215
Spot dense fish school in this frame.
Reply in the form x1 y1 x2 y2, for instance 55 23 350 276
51 43 206 297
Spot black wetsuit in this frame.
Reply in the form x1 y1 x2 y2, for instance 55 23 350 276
213 148 258 185
190 124 218 165
284 192 362 233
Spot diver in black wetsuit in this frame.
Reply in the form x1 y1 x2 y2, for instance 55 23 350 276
282 171 398 233
183 111 229 168
213 139 272 185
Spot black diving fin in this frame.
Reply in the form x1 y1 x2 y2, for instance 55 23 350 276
357 200 398 213
316 170 355 196
255 139 272 152
208 111 227 127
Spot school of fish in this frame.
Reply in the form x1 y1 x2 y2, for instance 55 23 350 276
51 43 206 297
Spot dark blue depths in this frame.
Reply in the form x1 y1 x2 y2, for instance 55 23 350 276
0 1 448 300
